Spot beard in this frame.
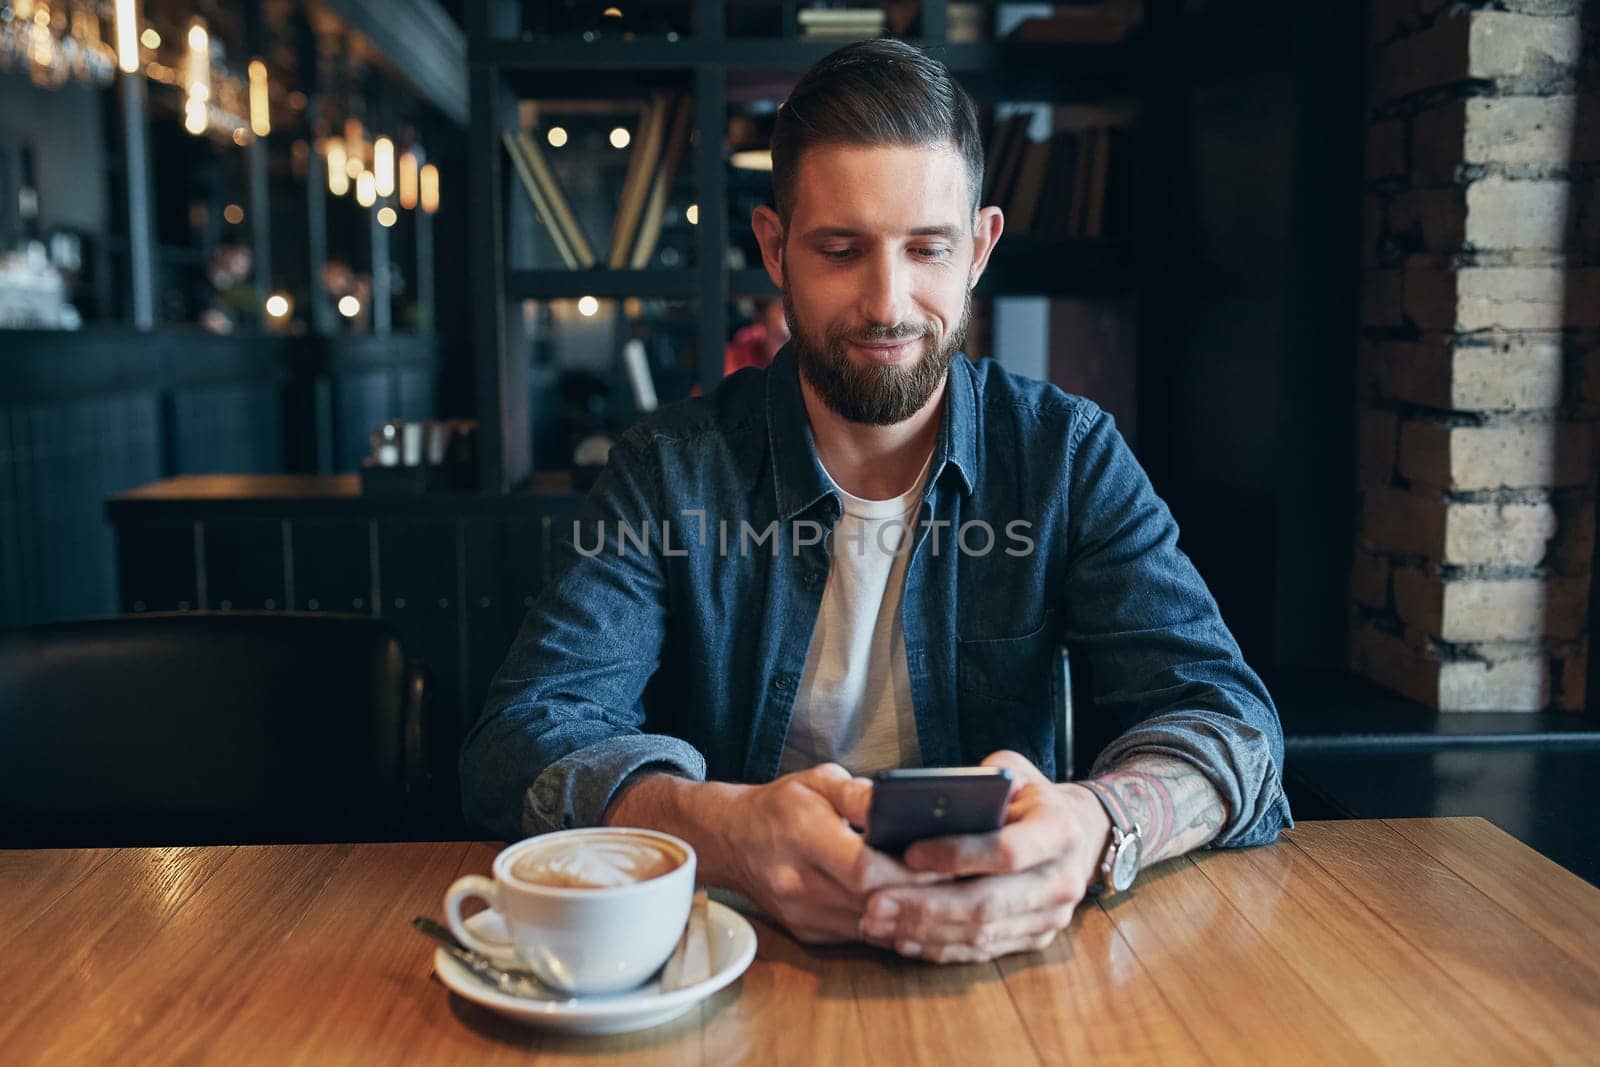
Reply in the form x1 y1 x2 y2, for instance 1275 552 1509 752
783 279 969 426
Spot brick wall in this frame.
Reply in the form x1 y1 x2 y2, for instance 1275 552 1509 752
1353 0 1600 709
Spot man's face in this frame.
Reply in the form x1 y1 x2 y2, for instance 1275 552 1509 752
774 143 978 426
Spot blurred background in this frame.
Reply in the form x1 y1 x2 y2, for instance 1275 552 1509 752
4 2 1599 873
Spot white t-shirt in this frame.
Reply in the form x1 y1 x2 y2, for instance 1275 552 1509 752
777 452 932 776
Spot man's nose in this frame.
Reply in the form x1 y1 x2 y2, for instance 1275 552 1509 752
857 249 913 330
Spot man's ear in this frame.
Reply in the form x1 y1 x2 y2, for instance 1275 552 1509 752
967 205 1005 290
751 205 785 290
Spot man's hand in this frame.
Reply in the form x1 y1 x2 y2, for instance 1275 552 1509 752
604 763 944 945
724 763 951 944
858 750 1109 963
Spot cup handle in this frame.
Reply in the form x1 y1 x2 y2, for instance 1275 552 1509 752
444 875 514 956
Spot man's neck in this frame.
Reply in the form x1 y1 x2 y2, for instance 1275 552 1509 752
799 374 947 500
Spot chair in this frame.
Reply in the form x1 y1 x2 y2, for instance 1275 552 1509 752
1055 646 1121 783
0 612 428 847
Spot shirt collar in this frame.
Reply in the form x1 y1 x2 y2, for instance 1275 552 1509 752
765 345 978 522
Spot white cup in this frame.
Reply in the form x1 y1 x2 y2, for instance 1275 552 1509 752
444 828 695 996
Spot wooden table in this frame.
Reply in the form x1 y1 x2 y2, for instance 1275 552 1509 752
4 819 1598 1064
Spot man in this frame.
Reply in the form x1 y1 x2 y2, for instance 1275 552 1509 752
462 39 1289 964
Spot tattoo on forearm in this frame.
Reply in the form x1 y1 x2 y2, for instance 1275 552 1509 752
1089 756 1228 867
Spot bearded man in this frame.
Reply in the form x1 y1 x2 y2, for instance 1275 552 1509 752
462 39 1290 963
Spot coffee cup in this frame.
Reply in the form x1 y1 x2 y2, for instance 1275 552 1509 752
443 827 695 996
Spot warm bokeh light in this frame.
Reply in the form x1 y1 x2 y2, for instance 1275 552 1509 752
547 126 568 148
140 28 160 51
223 203 244 225
377 206 397 228
398 150 419 210
265 293 292 319
685 203 699 225
115 0 140 74
343 117 365 165
356 172 376 208
730 149 773 171
577 296 600 317
345 154 363 180
326 139 349 196
374 137 394 197
184 21 210 136
609 127 631 150
420 164 439 214
338 295 361 319
248 59 270 137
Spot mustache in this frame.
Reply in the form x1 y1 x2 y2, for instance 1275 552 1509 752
829 321 938 345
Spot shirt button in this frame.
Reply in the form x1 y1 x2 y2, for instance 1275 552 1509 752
775 676 793 692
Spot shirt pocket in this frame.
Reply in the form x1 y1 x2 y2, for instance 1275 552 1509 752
956 612 1058 707
955 614 1060 773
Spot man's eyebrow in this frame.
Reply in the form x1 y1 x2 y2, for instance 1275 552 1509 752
798 224 965 241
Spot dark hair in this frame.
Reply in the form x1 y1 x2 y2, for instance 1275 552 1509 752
770 39 984 226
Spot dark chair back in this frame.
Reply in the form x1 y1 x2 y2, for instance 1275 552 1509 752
0 612 426 847
1055 646 1119 782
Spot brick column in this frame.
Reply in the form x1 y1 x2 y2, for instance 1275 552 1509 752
1353 1 1600 709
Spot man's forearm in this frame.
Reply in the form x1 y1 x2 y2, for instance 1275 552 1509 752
1084 755 1228 868
602 772 748 891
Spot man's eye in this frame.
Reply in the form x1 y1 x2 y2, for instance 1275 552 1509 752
821 248 855 261
913 247 952 260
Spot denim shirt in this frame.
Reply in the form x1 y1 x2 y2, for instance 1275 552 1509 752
461 348 1292 849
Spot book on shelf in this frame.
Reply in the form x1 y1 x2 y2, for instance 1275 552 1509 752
986 113 1032 213
796 9 886 26
982 113 1026 206
506 130 598 269
630 95 694 269
1032 129 1081 238
986 119 1133 240
1006 137 1052 235
797 7 886 40
504 131 578 269
1083 127 1112 238
947 2 987 43
1007 0 1143 43
609 95 673 269
1066 127 1095 237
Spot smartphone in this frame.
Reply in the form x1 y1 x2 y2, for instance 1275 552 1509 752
865 767 1014 855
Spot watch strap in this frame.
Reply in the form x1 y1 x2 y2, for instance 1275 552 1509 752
1079 779 1140 896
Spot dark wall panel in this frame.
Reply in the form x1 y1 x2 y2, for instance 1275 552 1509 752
117 521 198 613
3 330 439 627
203 519 288 612
171 382 285 475
292 519 374 613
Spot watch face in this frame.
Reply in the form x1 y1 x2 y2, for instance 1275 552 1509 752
1111 839 1140 891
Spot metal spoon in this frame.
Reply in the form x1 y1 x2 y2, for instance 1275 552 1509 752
409 916 567 1000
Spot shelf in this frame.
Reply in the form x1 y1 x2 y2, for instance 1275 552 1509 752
507 269 700 300
508 239 1133 303
977 237 1135 297
729 269 778 297
475 38 1138 102
473 12 1166 490
732 239 1139 299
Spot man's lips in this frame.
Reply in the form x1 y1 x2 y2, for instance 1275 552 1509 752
847 336 924 363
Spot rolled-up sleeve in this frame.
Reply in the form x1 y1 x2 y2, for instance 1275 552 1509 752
459 431 708 841
1062 404 1292 848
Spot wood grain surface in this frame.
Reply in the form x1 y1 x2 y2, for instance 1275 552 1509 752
3 819 1597 1065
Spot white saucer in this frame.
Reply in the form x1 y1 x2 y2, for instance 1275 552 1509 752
433 904 757 1035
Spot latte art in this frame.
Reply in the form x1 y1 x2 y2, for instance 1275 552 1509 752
510 834 683 889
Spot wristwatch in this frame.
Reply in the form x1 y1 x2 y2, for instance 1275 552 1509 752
1081 782 1143 896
